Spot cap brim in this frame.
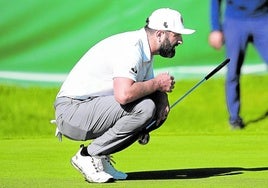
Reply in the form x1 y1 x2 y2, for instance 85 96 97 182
176 28 195 35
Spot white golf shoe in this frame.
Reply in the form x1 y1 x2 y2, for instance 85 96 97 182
101 155 128 180
71 146 113 183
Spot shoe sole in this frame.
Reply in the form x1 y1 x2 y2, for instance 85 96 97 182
70 158 114 183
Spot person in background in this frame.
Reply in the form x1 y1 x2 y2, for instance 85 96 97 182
53 8 194 183
208 0 268 129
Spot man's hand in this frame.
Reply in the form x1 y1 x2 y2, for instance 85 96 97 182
154 73 175 93
156 104 169 126
208 31 224 50
150 91 170 126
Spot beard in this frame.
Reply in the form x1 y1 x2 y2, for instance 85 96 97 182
159 38 177 58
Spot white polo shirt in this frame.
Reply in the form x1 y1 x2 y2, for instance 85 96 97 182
57 28 154 99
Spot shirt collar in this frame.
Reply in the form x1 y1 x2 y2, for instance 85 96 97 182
139 28 152 63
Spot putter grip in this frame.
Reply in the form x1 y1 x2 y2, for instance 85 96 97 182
205 58 230 80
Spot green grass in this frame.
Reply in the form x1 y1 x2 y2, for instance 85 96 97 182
0 85 57 138
1 136 268 187
0 74 268 187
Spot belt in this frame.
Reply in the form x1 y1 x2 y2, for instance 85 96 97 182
55 96 97 106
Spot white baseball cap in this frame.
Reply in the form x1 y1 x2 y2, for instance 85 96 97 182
147 8 195 35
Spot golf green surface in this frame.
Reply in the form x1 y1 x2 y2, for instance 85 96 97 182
1 135 268 188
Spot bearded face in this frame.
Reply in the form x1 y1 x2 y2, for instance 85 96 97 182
159 37 177 58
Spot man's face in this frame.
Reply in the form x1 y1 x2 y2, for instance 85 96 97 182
159 32 182 58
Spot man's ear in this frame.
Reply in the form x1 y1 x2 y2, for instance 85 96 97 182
155 30 164 38
155 30 165 43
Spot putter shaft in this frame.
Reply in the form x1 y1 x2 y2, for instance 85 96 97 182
145 58 230 130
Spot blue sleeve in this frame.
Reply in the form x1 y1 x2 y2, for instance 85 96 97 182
210 0 223 31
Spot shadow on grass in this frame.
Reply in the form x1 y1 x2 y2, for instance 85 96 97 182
127 167 268 180
245 110 268 126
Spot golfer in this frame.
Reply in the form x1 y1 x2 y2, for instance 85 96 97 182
54 8 195 183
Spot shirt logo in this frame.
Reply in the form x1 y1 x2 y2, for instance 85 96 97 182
131 67 138 74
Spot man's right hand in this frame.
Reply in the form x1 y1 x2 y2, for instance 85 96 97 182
208 31 224 50
154 72 175 93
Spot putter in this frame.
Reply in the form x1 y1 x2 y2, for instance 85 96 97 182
146 58 230 131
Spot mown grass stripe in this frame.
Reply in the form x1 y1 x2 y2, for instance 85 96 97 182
0 64 266 83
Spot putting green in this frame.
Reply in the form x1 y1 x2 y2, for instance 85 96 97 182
1 134 268 188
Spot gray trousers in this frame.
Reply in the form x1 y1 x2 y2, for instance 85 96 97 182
54 96 156 155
